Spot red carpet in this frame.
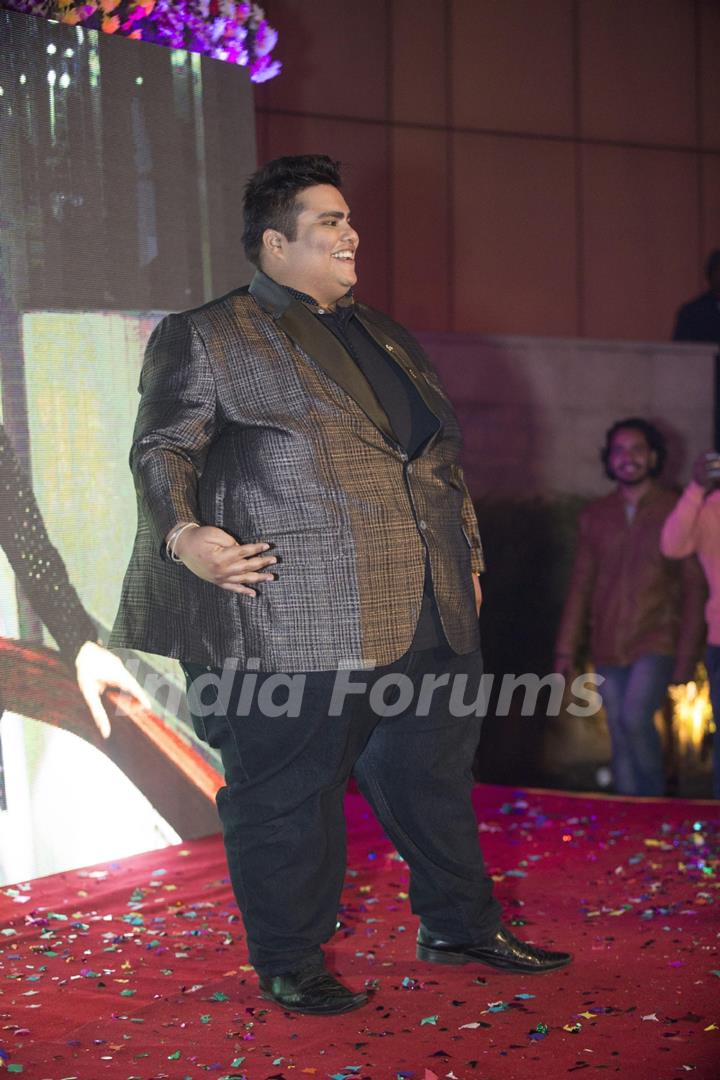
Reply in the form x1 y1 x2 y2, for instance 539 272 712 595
1 785 718 1079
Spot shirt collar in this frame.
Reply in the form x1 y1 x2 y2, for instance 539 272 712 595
249 270 356 319
614 481 662 512
279 282 355 317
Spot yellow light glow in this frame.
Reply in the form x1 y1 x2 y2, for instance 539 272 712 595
668 673 714 756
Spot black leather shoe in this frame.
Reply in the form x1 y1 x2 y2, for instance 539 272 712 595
259 967 369 1015
417 924 572 974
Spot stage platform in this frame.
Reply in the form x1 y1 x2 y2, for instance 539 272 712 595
1 785 718 1079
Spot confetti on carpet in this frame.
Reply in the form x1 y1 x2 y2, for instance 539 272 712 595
1 785 718 1078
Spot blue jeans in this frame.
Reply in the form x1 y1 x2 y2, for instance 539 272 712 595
595 654 674 797
706 645 720 799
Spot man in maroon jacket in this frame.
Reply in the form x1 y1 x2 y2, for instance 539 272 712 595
555 418 706 796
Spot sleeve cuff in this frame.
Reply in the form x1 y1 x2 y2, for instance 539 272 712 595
471 549 485 575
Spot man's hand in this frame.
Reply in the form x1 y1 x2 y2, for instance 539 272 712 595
75 641 152 739
172 525 277 596
472 573 482 617
692 450 720 491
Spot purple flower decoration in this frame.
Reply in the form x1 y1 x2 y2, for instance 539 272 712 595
252 18 277 58
3 0 53 13
249 54 281 83
6 0 280 81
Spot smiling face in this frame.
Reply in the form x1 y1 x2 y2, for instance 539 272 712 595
607 427 657 487
260 184 359 308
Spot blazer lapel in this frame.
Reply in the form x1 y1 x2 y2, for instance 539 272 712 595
278 302 397 443
355 309 447 423
250 272 396 443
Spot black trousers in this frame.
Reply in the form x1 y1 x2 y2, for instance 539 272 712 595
182 642 501 976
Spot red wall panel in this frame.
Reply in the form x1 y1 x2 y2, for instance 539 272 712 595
254 0 717 341
579 0 695 146
581 145 699 340
451 0 575 136
391 0 447 127
391 127 450 331
701 156 720 276
255 0 389 121
452 133 578 336
699 0 720 151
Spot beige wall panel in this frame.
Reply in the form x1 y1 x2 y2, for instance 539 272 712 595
421 334 715 497
582 145 699 341
579 0 695 145
451 0 574 135
452 133 578 336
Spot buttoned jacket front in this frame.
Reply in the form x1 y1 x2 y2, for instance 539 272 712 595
110 272 483 671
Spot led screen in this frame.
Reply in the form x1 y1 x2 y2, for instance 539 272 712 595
0 8 256 883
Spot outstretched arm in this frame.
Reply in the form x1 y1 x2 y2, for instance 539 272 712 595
661 452 720 559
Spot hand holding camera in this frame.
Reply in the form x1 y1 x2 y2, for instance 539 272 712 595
692 450 720 492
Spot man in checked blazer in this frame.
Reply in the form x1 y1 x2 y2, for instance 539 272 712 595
112 155 570 1014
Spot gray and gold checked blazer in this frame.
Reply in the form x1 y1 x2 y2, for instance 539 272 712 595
110 272 483 671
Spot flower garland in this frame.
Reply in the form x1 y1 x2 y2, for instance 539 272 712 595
3 0 281 82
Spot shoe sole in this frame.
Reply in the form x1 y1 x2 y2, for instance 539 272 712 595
416 943 572 973
259 990 368 1015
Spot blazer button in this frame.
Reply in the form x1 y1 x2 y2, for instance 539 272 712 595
419 519 427 530
406 463 413 474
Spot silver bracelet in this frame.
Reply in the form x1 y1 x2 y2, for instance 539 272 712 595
165 522 188 551
168 522 200 562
